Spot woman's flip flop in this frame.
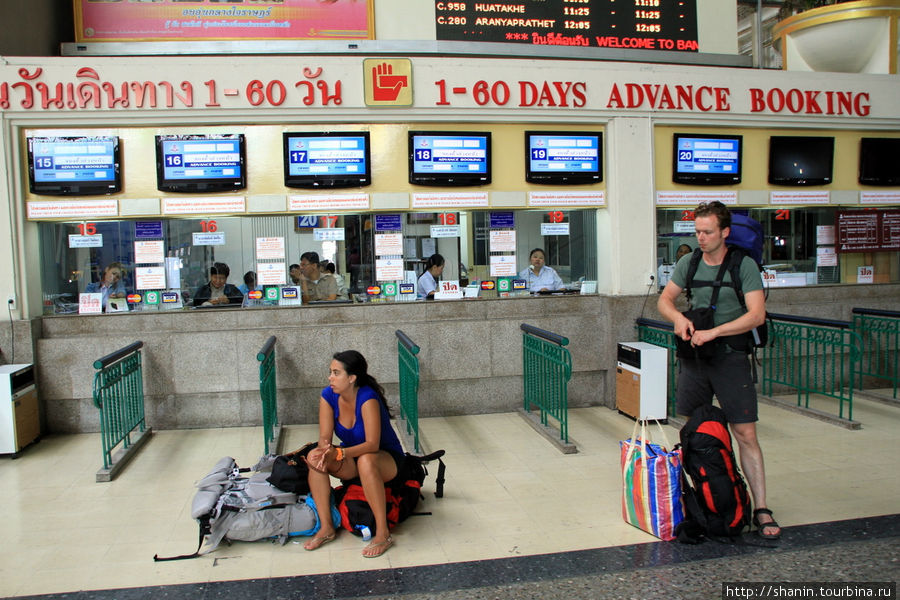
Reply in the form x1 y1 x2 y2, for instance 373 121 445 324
362 536 393 558
304 532 336 551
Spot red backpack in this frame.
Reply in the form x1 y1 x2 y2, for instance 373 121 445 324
334 450 445 537
675 405 751 542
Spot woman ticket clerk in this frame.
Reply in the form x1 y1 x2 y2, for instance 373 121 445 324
519 248 563 292
417 253 445 299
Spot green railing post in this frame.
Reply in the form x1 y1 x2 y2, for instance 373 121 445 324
635 318 677 418
92 341 146 473
761 313 861 422
257 336 278 456
395 330 421 453
520 324 572 444
852 308 900 400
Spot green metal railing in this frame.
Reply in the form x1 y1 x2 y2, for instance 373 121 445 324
396 330 422 453
258 336 278 455
635 317 678 418
852 308 899 399
521 323 572 443
761 313 862 421
92 342 146 470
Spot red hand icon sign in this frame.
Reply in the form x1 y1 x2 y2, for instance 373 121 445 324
371 62 408 102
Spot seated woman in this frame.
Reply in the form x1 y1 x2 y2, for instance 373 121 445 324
304 350 404 558
519 248 563 292
192 262 244 307
416 253 444 299
85 262 128 310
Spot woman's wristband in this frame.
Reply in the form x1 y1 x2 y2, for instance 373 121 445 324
334 447 344 462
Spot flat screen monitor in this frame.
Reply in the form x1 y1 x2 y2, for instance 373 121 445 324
27 135 121 196
859 137 900 186
155 133 246 193
283 131 371 188
408 131 491 186
525 131 602 185
672 133 742 185
768 135 834 186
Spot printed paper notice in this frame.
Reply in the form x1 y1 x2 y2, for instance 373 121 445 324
411 192 489 209
163 197 246 215
193 233 226 246
770 191 830 205
134 240 165 264
314 228 345 241
529 191 605 207
376 258 404 281
375 233 403 257
27 199 118 219
861 191 900 205
256 237 285 260
656 191 737 206
816 226 835 245
817 246 837 267
490 255 517 277
288 194 370 212
430 225 461 238
69 235 103 248
489 230 516 252
257 262 286 286
135 266 166 290
541 223 570 236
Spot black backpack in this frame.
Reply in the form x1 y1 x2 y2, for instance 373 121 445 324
334 450 446 537
675 404 752 543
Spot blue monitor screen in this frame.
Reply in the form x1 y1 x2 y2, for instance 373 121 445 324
156 134 245 192
27 135 121 195
409 131 491 186
525 131 602 184
283 132 371 188
673 133 742 185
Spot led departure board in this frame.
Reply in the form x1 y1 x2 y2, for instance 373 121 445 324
434 0 698 52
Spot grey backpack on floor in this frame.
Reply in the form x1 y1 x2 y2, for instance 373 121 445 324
154 455 337 561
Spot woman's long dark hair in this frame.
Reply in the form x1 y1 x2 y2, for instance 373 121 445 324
333 350 392 417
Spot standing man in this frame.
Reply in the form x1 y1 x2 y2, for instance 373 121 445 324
299 251 338 303
657 201 780 540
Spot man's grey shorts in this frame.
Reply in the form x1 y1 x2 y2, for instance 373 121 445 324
676 350 757 424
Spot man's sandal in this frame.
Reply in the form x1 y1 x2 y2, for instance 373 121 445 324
304 532 336 551
362 536 393 558
752 508 782 540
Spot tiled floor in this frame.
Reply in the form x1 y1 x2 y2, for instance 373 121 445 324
1 396 898 599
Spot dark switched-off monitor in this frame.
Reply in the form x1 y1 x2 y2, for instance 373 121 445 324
858 137 900 186
768 135 834 186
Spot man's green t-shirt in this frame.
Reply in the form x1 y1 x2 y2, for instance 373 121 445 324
670 252 763 327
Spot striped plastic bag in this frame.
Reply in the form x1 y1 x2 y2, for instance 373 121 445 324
620 419 685 541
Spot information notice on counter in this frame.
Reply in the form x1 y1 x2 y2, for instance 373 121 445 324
836 209 900 253
434 0 698 52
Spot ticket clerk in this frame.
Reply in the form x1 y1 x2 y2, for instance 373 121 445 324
519 248 562 292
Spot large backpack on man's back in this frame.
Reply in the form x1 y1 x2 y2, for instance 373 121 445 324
675 404 751 543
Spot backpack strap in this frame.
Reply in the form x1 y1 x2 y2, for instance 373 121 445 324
685 247 740 308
